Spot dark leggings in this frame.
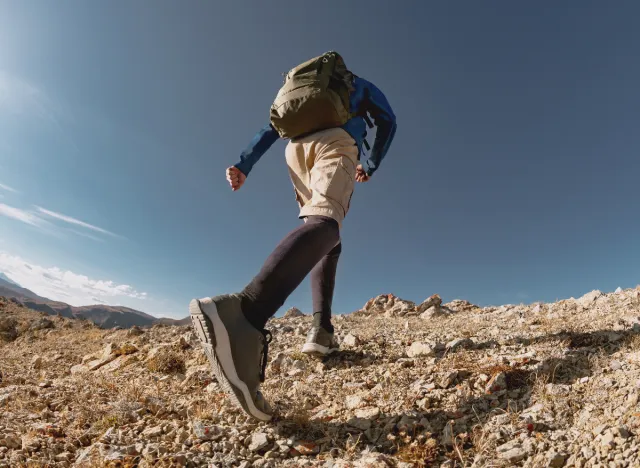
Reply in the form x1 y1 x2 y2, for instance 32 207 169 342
241 216 340 331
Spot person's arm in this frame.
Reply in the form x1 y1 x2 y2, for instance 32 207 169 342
234 123 280 177
361 79 397 176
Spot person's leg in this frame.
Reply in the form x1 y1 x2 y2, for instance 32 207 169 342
310 241 342 333
300 241 342 356
190 128 357 421
239 215 340 331
294 127 358 356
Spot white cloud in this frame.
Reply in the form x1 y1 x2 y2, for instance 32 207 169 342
0 183 17 193
35 206 121 238
0 252 147 306
0 203 120 241
67 229 105 243
0 203 46 227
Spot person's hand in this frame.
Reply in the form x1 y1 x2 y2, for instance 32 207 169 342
226 166 246 191
355 165 370 183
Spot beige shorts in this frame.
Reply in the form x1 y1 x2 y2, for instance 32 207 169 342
285 127 358 227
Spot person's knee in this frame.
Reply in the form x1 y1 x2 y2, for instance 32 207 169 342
328 242 342 257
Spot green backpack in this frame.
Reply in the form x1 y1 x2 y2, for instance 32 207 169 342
269 51 355 139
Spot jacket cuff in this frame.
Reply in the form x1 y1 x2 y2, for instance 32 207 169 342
234 161 251 177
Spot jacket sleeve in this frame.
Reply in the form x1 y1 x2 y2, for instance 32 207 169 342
234 123 280 177
361 80 397 176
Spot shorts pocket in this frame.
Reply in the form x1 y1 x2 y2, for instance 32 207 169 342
325 157 356 217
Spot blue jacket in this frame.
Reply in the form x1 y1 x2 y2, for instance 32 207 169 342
234 76 397 177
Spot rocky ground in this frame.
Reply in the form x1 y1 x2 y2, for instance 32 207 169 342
1 287 640 467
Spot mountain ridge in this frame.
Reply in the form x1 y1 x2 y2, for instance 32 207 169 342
0 276 189 328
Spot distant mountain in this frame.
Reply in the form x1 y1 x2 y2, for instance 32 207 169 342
0 275 50 301
0 273 18 285
0 276 188 329
155 316 191 327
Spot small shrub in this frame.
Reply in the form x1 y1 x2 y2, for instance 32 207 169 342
146 349 186 374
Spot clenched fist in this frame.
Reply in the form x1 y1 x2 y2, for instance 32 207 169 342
355 164 370 183
226 166 246 191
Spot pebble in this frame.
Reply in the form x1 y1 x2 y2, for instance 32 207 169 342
406 341 435 358
601 431 616 448
31 356 43 369
486 372 507 393
347 417 372 431
547 451 566 467
346 395 365 409
343 334 360 347
446 337 474 351
248 433 269 452
499 446 527 462
355 407 380 420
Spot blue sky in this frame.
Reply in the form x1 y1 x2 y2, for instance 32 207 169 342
1 1 639 319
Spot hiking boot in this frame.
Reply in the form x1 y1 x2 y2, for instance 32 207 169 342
189 294 273 421
301 326 339 357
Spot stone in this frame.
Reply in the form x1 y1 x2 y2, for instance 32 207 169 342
593 424 608 436
249 433 269 452
294 441 319 455
486 372 507 393
417 294 442 313
291 359 306 371
613 426 630 439
0 317 18 341
283 307 304 318
70 364 89 375
355 407 380 420
142 426 163 438
406 342 436 358
270 352 290 373
547 451 566 467
576 290 602 307
128 326 144 336
191 422 222 441
31 355 43 369
347 417 372 431
343 333 360 347
438 371 459 389
601 431 615 448
499 446 527 463
30 317 54 331
446 337 474 351
441 423 454 447
419 307 442 320
54 452 73 462
346 395 365 409
1 435 21 449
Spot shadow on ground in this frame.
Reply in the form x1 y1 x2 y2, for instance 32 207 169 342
270 327 639 465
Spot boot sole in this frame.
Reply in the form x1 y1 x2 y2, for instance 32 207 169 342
301 342 339 357
189 298 272 421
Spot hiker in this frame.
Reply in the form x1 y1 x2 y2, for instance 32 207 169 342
190 52 396 421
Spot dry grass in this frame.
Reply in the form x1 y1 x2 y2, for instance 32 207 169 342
114 343 138 356
395 436 439 467
146 349 186 374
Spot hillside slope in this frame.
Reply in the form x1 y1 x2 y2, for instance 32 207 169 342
0 276 185 328
1 288 639 467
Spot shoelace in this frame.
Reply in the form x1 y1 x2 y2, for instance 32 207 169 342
259 329 272 383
